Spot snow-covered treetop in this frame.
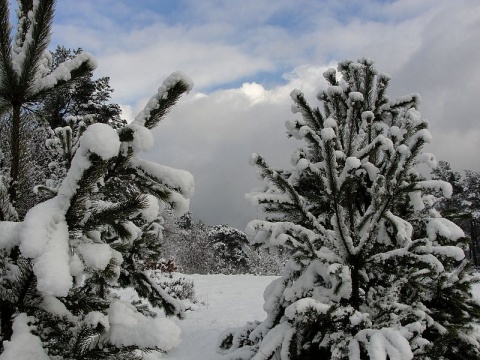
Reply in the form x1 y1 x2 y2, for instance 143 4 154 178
248 57 463 260
0 0 97 106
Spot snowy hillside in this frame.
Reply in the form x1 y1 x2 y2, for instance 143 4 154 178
136 274 278 360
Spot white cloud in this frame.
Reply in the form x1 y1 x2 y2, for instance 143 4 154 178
141 65 331 229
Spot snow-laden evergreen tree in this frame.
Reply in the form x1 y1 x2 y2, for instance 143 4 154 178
208 225 251 274
0 0 96 211
0 71 195 358
219 59 480 359
0 1 196 358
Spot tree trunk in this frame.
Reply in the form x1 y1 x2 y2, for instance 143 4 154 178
8 104 21 205
471 219 478 267
351 256 360 310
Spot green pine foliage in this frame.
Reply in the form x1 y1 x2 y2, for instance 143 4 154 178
219 59 480 359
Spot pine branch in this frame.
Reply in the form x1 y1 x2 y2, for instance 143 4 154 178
292 91 324 133
18 0 55 93
65 153 110 229
144 80 190 129
31 55 97 101
83 194 149 231
0 0 15 98
120 271 185 318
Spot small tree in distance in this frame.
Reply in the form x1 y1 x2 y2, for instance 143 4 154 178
219 59 480 359
208 224 251 274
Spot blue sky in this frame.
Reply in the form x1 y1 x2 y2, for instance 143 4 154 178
16 0 480 229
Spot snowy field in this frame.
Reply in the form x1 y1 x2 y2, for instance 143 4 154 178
118 273 480 360
133 274 278 360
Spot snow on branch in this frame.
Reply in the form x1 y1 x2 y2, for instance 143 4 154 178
18 124 120 297
353 328 413 360
246 219 314 252
426 218 465 243
130 158 194 216
0 221 21 250
414 180 453 199
30 51 97 95
133 71 193 129
0 314 50 360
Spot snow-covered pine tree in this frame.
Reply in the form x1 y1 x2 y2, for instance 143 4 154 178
0 0 96 211
0 1 196 358
208 225 251 274
0 72 195 358
219 58 480 359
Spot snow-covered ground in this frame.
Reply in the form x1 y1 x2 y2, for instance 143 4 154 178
122 273 480 360
139 274 278 360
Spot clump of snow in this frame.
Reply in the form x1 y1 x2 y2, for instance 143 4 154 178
346 157 361 170
361 111 374 122
409 191 425 211
79 123 120 160
390 126 406 141
296 158 309 171
0 314 50 360
107 300 181 351
327 86 343 96
323 67 336 80
324 117 337 128
349 92 364 102
128 122 154 153
69 253 84 278
77 243 118 271
362 161 380 181
321 127 336 141
19 199 72 297
415 153 437 168
40 296 75 321
0 221 21 250
290 89 303 103
141 194 162 222
84 311 109 330
406 108 423 126
427 218 464 242
385 211 413 246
